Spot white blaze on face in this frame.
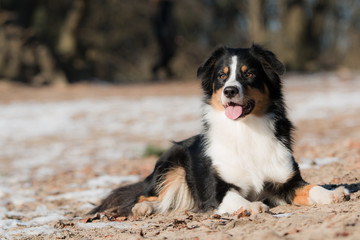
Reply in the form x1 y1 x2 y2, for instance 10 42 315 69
221 56 243 105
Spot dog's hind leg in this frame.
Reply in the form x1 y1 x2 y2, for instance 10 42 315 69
132 196 160 216
135 167 196 216
131 167 196 216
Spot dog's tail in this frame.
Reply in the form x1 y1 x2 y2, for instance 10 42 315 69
88 180 148 216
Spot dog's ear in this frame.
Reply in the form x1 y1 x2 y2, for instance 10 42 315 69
197 46 226 96
250 44 285 76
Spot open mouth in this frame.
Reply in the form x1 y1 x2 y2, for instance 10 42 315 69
224 100 255 120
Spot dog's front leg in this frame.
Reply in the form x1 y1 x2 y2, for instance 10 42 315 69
216 190 269 215
293 185 350 205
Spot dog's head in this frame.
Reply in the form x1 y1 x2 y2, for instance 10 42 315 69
197 44 285 120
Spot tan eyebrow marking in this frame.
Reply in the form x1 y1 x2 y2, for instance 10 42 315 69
223 67 229 74
241 65 248 72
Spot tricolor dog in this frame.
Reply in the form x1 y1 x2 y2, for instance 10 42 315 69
90 44 350 216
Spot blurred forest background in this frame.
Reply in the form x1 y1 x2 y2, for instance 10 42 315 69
0 0 359 85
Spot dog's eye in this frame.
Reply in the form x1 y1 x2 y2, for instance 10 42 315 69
245 72 254 79
218 73 227 81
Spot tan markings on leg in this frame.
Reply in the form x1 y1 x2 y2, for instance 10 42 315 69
158 167 186 200
244 85 270 116
156 167 195 213
210 86 225 111
138 196 158 203
293 184 317 205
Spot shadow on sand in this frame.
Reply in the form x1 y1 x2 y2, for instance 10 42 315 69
322 183 360 193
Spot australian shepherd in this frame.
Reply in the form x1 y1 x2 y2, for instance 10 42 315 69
90 44 350 216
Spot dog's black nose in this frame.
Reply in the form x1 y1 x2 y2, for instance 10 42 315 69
223 86 239 99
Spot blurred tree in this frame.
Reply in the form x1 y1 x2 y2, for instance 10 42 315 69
57 0 84 60
0 0 67 85
279 0 311 70
151 0 177 81
249 0 267 43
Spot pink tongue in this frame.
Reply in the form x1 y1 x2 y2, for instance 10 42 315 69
225 105 243 120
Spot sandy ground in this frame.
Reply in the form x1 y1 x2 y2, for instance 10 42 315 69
0 72 360 239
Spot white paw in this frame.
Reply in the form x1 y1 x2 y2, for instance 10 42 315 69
217 191 270 215
309 186 350 205
247 201 270 214
331 186 350 203
131 202 155 216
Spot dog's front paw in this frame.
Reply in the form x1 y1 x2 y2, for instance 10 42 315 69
247 201 270 214
308 185 351 205
131 202 155 216
331 186 350 203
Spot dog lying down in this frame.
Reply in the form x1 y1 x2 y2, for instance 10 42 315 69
90 44 350 217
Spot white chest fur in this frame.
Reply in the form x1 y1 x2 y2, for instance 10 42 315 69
204 106 294 197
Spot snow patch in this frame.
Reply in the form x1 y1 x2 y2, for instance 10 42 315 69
7 196 36 206
0 185 10 198
273 213 293 218
35 167 56 178
76 222 131 229
288 90 360 120
46 188 111 202
24 214 67 226
285 73 360 121
79 203 96 210
299 157 339 169
2 225 59 239
85 175 140 188
0 219 20 231
0 96 202 175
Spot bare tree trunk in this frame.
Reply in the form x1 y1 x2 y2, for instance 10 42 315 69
0 25 23 79
32 44 67 86
0 3 69 85
57 0 85 59
343 1 360 68
279 0 310 70
248 0 267 43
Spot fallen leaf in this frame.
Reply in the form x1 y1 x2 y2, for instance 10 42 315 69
213 214 221 219
82 213 101 223
349 141 360 149
115 216 127 222
173 219 187 228
336 232 350 237
139 229 144 237
233 207 250 218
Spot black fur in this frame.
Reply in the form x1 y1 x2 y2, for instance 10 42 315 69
90 45 307 216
